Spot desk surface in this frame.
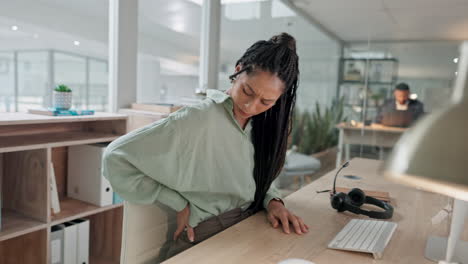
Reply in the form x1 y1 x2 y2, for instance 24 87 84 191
164 158 458 264
337 122 406 133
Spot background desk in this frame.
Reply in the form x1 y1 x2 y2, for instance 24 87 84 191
336 123 406 167
164 158 460 264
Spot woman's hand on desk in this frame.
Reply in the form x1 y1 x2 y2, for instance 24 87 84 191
267 200 309 235
173 204 195 242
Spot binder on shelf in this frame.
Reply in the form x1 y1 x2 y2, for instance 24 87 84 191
71 219 90 264
50 162 61 214
68 144 113 207
51 224 65 264
63 222 78 264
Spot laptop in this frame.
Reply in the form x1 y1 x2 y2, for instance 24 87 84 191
381 111 414 128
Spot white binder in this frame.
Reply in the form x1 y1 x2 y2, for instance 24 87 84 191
68 144 113 206
50 162 61 214
63 222 78 264
71 219 90 264
51 224 65 264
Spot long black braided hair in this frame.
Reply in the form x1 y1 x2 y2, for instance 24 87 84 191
229 33 299 213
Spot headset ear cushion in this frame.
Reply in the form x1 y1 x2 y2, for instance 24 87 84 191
331 193 346 212
348 188 366 207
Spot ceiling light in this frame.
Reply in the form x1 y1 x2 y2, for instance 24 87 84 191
11 25 18 31
454 58 459 63
410 93 418 100
73 40 80 46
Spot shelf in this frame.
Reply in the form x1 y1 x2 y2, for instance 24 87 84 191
0 112 127 126
0 131 120 153
0 209 47 242
51 198 123 226
90 256 120 264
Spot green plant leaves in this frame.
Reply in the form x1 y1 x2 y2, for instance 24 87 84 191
54 84 72 92
290 97 347 155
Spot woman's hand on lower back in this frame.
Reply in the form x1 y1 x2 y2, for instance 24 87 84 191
266 199 309 235
173 204 195 242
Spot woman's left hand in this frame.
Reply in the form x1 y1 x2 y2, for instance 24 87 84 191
266 199 309 235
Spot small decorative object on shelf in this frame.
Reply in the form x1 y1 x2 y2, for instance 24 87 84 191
343 61 364 81
53 84 73 110
28 108 94 116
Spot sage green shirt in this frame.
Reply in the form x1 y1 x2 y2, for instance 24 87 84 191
102 89 281 227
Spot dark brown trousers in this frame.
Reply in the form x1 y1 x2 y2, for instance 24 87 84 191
165 208 252 260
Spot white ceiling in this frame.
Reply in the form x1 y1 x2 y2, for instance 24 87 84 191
288 0 468 42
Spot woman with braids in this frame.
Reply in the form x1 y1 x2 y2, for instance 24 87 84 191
102 32 309 259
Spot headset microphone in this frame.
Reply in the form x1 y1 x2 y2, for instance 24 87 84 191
329 161 394 219
333 161 349 195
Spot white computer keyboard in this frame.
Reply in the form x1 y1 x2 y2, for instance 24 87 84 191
328 219 397 259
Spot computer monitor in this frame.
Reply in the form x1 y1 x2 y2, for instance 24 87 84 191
380 111 414 128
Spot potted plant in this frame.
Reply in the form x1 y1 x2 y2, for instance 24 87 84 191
53 84 72 110
290 97 347 179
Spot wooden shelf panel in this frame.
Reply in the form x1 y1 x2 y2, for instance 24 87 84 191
90 256 120 264
0 229 47 264
0 209 47 242
0 112 127 126
51 198 123 226
0 131 120 153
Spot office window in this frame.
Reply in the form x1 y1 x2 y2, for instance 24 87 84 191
0 52 15 112
0 0 109 112
220 0 341 112
137 0 201 104
17 51 49 112
89 59 108 112
224 2 261 20
54 52 87 110
271 0 295 18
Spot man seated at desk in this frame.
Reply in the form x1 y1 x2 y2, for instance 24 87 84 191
376 82 424 127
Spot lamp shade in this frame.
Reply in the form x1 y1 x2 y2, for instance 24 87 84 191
384 42 468 202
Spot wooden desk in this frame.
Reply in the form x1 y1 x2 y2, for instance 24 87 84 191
336 123 406 167
164 158 458 264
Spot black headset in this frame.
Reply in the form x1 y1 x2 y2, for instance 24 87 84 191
330 161 394 219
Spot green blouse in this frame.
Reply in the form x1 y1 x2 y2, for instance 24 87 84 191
102 89 281 227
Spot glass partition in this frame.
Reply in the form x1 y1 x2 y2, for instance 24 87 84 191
54 52 87 109
17 51 48 112
0 50 108 112
0 52 15 112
